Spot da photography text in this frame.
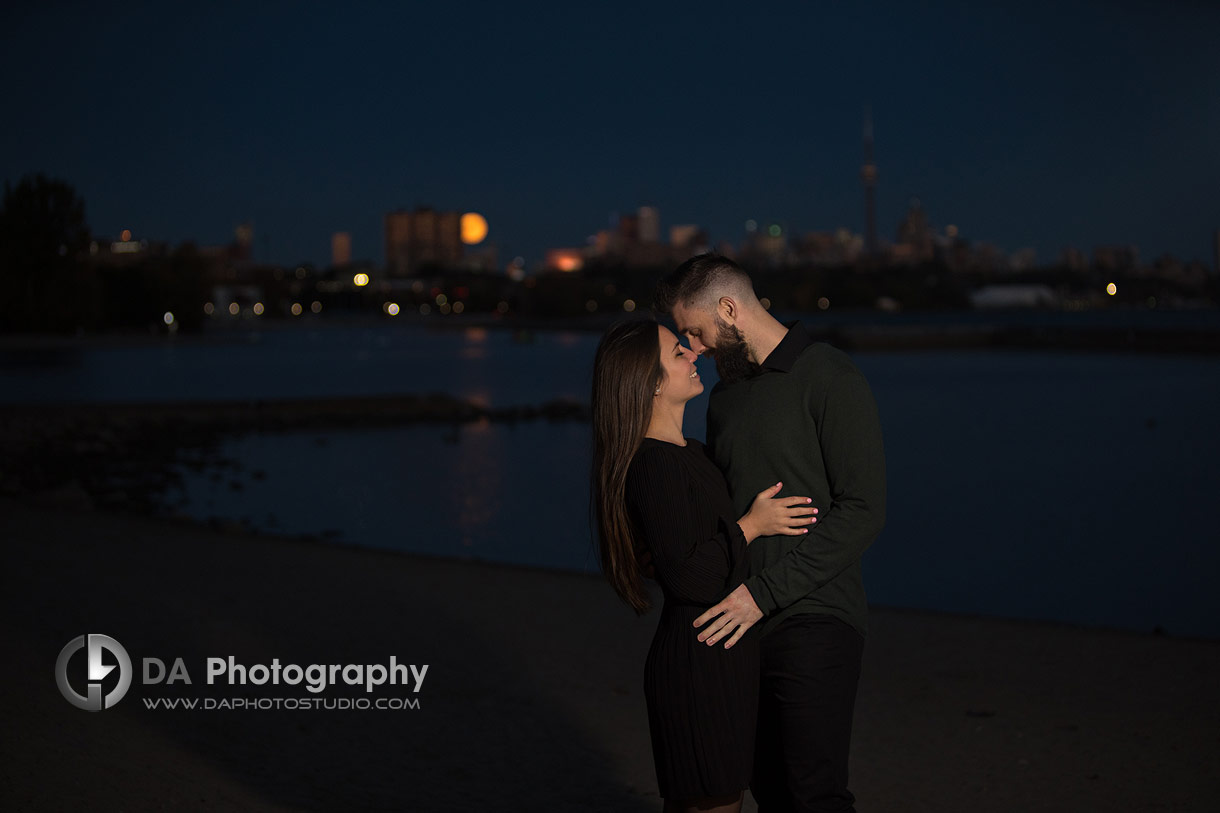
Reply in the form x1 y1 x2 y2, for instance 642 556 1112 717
56 633 429 712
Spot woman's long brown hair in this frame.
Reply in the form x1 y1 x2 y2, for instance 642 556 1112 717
591 319 662 613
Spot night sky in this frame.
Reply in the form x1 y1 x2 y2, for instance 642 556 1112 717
3 0 1217 268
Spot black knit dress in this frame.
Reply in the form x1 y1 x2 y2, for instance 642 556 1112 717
624 437 760 801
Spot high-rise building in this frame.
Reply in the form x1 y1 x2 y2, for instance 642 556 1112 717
861 109 878 256
435 211 462 265
894 199 933 263
618 213 639 244
331 232 352 267
669 225 705 251
385 211 412 275
743 224 789 267
638 206 660 244
1093 245 1140 273
384 207 463 275
1060 246 1088 272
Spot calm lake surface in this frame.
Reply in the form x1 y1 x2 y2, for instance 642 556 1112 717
5 318 1219 638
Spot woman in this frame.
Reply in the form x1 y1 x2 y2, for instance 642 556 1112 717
592 318 818 813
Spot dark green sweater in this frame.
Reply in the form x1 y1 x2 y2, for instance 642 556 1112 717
706 322 886 638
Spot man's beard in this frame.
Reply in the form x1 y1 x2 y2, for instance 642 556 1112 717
711 318 759 385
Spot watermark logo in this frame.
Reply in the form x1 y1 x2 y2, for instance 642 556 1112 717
54 635 426 712
56 634 132 711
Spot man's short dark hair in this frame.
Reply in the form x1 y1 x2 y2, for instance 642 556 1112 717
654 253 755 315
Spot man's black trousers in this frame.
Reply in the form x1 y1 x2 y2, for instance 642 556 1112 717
751 612 866 813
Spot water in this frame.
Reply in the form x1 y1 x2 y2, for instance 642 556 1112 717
173 420 601 572
5 321 1219 637
0 323 599 406
3 308 1218 406
860 350 1220 638
121 322 688 562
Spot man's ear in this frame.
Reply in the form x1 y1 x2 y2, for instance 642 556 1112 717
718 296 738 324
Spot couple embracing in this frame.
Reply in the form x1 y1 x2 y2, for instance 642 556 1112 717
592 254 887 813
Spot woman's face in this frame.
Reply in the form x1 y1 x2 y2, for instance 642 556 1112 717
655 325 703 403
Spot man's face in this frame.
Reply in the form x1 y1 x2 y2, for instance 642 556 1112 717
670 302 720 357
671 301 759 385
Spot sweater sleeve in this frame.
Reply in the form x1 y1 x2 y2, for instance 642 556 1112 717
626 447 746 606
743 367 887 613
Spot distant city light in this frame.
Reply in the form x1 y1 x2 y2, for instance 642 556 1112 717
496 301 509 314
452 301 464 314
419 303 431 315
745 219 757 233
768 224 782 238
435 293 448 306
253 302 265 315
586 299 598 312
440 303 452 315
623 299 636 312
387 302 400 316
203 302 214 315
548 249 583 272
460 213 489 245
295 267 307 279
310 301 322 313
291 303 303 316
121 229 132 241
163 312 174 325
228 302 240 316
1106 283 1117 296
353 273 370 287
818 297 830 310
946 224 959 238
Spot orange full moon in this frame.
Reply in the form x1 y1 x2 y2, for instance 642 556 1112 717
461 212 488 245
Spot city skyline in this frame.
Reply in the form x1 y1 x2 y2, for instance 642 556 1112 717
2 1 1217 269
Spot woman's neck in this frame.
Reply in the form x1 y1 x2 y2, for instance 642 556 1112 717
645 402 687 446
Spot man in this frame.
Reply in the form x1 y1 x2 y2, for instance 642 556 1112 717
655 254 886 813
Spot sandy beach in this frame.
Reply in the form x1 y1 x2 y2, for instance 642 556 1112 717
3 497 1217 812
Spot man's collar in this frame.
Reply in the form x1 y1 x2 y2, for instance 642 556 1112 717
758 321 811 372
